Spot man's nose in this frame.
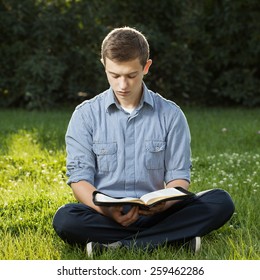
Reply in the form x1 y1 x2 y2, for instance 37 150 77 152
119 77 128 89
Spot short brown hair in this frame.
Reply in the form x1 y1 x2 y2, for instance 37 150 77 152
101 27 150 68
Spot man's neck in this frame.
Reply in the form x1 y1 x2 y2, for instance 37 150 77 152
117 98 140 109
121 106 135 114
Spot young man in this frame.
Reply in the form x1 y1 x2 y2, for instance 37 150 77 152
53 27 234 257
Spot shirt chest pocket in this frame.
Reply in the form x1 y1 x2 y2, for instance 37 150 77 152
145 140 166 170
93 143 117 172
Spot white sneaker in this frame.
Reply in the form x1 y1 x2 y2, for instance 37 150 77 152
189 236 201 253
86 241 122 258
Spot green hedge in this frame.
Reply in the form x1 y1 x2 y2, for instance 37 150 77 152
0 0 259 109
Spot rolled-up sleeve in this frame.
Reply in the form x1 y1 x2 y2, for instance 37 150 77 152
65 106 95 186
164 108 192 184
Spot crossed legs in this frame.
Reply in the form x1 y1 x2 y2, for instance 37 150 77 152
53 189 235 249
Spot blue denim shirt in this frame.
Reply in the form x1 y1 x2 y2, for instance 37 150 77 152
66 83 191 198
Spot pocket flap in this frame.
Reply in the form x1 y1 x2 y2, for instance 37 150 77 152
145 140 166 152
93 143 117 155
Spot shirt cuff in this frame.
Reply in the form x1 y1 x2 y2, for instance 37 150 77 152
66 169 94 186
164 170 190 184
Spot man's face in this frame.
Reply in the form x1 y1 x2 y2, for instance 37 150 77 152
104 57 152 105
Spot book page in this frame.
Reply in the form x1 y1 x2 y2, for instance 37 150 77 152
95 193 143 204
140 188 186 204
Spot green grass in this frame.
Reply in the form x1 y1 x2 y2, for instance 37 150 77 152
0 108 259 260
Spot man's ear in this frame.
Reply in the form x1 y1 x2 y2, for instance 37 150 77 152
143 59 152 75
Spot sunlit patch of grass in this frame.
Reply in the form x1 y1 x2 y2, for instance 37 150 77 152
0 108 259 259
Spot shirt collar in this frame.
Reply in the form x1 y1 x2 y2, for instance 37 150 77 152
141 83 154 109
105 82 154 112
105 87 118 112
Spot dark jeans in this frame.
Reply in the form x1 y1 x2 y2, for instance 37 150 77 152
53 189 235 248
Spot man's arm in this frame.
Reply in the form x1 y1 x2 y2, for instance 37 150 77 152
138 179 190 216
71 181 139 227
71 181 103 213
166 179 190 190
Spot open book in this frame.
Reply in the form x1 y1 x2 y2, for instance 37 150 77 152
93 187 194 210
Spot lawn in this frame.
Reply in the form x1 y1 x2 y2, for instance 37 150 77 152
0 107 259 260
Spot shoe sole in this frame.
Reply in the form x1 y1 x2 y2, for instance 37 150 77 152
193 236 201 253
86 242 93 258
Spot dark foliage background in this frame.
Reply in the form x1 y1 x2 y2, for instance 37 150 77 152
0 0 259 109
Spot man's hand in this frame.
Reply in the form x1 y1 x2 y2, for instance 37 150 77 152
139 200 178 216
102 205 139 227
138 202 165 216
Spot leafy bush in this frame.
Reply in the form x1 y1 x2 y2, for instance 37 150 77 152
0 0 259 108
